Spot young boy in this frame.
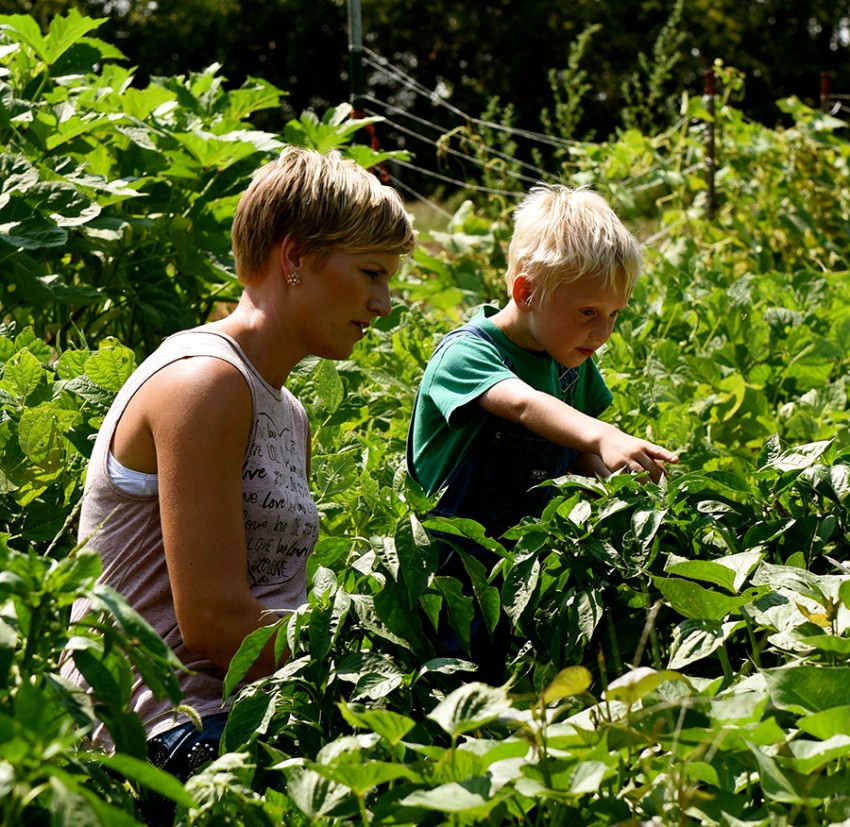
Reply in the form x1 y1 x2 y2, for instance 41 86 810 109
409 184 677 541
407 186 677 676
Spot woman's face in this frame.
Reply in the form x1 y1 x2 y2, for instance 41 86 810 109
293 249 401 360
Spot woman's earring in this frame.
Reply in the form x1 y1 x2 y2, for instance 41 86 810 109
286 271 302 286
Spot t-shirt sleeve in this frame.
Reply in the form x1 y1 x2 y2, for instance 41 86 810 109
572 358 613 418
423 334 516 426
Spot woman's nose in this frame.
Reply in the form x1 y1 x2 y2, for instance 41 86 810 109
369 283 392 317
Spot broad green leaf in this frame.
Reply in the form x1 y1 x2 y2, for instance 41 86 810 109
433 575 474 656
604 667 688 704
337 704 416 745
0 348 42 399
631 507 667 548
745 742 808 804
542 665 593 705
782 734 850 775
0 216 67 249
761 440 833 473
428 682 512 737
653 576 768 620
668 619 745 669
798 705 850 740
665 548 764 593
18 404 80 464
400 780 497 815
93 753 197 807
223 622 278 700
763 665 850 714
394 514 438 604
313 359 344 414
44 9 105 65
313 760 417 796
84 346 136 391
286 766 356 819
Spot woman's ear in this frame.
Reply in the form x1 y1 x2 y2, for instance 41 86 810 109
278 234 303 274
512 273 534 311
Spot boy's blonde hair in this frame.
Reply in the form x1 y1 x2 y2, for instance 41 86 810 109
231 146 416 282
505 184 641 303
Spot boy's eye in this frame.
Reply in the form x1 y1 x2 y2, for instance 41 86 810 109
581 308 596 317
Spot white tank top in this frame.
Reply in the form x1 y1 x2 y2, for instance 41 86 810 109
61 329 319 745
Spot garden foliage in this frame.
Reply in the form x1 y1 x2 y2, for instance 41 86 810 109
2 11 850 826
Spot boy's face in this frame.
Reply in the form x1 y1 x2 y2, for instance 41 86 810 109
525 274 630 368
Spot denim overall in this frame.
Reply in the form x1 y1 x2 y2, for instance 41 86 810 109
413 323 581 682
428 323 580 543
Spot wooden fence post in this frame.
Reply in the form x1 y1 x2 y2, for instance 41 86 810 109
704 69 716 220
820 71 832 112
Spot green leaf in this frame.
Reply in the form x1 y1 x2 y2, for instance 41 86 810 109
798 705 850 740
0 348 43 399
93 752 197 808
668 619 745 669
427 682 512 737
604 667 689 704
223 623 278 701
315 760 417 796
745 742 808 804
393 514 438 604
84 346 136 392
763 665 850 714
783 734 850 776
313 359 344 414
653 577 768 620
400 779 497 815
541 665 593 704
337 704 416 745
336 651 404 701
286 766 356 819
664 548 764 593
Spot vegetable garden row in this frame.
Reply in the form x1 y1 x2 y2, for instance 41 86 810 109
2 10 850 826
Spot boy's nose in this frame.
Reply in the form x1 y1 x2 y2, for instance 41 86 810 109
590 318 615 341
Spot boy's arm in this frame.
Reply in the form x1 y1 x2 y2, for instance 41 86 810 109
479 377 678 483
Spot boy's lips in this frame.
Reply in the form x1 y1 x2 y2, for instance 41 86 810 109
577 347 595 357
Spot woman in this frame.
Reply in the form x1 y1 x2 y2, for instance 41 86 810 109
61 146 416 780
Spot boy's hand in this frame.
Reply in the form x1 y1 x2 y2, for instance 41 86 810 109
597 428 679 483
479 380 679 483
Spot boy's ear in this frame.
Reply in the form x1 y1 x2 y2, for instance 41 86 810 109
512 274 534 311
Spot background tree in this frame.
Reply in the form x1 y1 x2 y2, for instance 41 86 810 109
5 0 849 192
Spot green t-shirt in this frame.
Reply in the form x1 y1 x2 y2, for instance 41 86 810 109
408 306 613 495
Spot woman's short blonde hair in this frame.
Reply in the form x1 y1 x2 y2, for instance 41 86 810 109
505 184 642 303
231 146 416 282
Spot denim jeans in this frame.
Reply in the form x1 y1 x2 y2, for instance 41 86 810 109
140 712 229 825
146 712 229 782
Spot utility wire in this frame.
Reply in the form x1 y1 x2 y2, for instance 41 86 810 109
390 157 526 197
383 172 454 219
363 94 552 183
362 48 579 150
363 105 545 188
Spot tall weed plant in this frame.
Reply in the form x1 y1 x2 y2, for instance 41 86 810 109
2 9 850 826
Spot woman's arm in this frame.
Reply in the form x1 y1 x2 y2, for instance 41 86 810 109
123 357 288 681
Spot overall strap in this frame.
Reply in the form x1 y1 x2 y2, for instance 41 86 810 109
440 322 579 404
